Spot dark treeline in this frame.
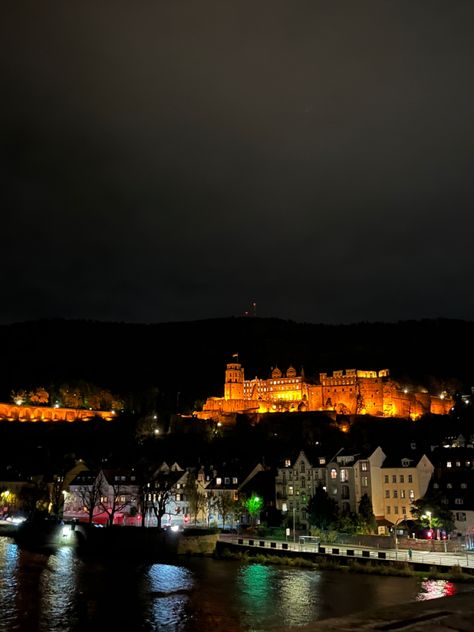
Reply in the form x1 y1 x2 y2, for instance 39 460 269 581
0 317 473 411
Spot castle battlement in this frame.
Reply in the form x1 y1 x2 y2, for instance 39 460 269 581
196 361 453 423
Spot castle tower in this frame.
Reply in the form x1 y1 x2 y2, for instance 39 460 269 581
224 360 244 400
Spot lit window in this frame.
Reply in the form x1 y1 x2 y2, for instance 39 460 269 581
340 469 348 482
285 459 291 468
461 483 467 489
361 462 368 471
362 476 368 487
447 461 452 468
401 490 406 498
409 489 415 500
216 478 222 485
330 469 337 480
455 498 464 505
288 486 294 495
232 477 238 484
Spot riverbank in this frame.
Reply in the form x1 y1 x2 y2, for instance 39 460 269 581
216 546 474 583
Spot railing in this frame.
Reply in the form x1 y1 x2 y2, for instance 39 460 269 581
218 534 474 569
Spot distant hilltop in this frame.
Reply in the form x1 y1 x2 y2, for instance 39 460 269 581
196 361 453 423
0 317 473 410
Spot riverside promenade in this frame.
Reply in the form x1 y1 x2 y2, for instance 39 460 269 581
218 534 474 572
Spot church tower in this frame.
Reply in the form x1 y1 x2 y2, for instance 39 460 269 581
224 359 244 400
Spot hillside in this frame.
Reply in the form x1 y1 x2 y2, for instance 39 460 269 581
0 317 472 411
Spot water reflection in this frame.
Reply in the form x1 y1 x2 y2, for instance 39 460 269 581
0 542 465 632
0 539 19 631
39 547 79 631
148 563 194 630
237 564 324 629
417 579 457 601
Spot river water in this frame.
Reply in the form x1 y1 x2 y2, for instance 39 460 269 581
0 538 464 632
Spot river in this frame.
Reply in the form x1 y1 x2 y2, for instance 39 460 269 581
0 537 464 631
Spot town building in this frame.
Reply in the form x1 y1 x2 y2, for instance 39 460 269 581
275 450 327 530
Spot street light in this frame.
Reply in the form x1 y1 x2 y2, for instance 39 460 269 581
293 506 296 543
422 511 433 538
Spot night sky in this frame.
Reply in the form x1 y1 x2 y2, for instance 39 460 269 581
3 2 474 325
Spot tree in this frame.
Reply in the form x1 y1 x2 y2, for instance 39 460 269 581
77 474 106 524
145 471 181 529
10 389 28 405
215 491 239 529
358 493 376 533
184 471 206 525
244 494 263 526
98 472 136 527
49 475 66 520
307 484 338 530
411 495 455 533
29 387 49 405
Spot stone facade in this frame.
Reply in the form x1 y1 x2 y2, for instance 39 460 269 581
0 402 114 422
196 362 453 422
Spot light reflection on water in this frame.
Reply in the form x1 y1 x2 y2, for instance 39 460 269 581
147 563 194 630
0 539 466 632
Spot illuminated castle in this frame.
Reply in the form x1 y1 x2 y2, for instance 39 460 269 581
196 360 453 422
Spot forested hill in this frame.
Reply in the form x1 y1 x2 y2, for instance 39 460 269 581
0 317 473 410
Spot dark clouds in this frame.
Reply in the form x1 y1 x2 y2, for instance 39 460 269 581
2 1 474 324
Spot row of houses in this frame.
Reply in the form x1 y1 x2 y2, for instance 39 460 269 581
2 436 474 536
276 436 474 536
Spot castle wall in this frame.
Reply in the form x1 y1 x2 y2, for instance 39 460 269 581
198 364 454 421
0 402 114 422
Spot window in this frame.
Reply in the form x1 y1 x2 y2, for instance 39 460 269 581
402 506 407 514
456 461 461 467
361 476 368 487
399 475 404 483
384 475 389 483
386 506 391 514
330 469 337 480
456 512 466 521
392 475 397 483
385 490 390 498
394 506 399 514
285 459 291 468
216 478 222 485
232 477 238 484
447 483 452 489
400 490 406 499
393 490 398 498
340 469 348 482
455 498 464 505
224 477 230 484
409 489 415 500
288 485 294 495
433 483 439 489
301 477 306 488
361 462 368 471
176 494 181 501
447 461 452 468
408 475 413 483
319 458 326 465
300 462 306 473
461 483 468 489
